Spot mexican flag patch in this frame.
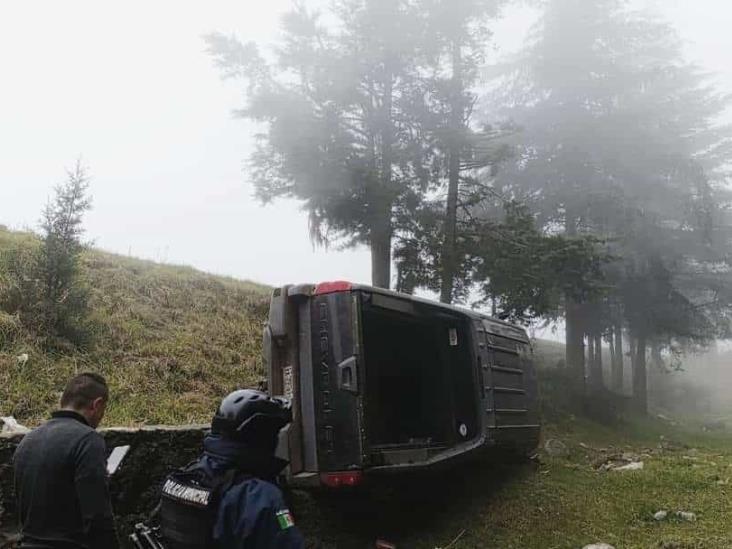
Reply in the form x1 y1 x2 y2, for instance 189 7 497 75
276 509 295 530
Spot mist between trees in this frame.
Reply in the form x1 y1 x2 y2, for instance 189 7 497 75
204 0 732 415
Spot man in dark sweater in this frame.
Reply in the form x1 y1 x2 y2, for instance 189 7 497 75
13 373 119 549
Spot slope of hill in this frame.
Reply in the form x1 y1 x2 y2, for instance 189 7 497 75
1 225 572 427
0 227 270 426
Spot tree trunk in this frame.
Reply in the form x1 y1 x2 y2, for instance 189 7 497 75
649 342 665 410
371 216 392 289
612 324 624 393
564 211 585 393
371 65 394 289
651 343 664 370
609 329 616 385
594 334 603 389
608 328 615 367
586 333 595 384
629 335 637 372
440 41 463 304
396 261 416 295
632 333 648 415
565 301 586 394
587 333 603 390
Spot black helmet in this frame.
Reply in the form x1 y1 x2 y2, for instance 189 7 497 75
211 389 292 449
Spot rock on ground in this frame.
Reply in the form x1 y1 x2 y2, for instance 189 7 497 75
0 418 29 435
613 461 644 472
544 439 569 458
676 511 697 522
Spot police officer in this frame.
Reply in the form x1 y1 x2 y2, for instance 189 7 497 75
159 389 305 548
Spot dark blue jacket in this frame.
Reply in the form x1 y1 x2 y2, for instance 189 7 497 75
13 411 118 549
197 435 305 549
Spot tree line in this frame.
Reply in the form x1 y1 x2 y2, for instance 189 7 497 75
207 0 732 413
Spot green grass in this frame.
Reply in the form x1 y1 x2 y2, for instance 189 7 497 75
0 227 270 426
300 413 732 548
470 417 732 549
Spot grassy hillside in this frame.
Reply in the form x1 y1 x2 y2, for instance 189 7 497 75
0 227 270 426
0 225 570 427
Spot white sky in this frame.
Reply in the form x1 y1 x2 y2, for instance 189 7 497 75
1 0 731 289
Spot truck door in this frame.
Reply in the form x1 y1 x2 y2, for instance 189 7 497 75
308 285 364 476
266 283 365 486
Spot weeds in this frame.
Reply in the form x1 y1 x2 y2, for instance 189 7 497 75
0 227 269 426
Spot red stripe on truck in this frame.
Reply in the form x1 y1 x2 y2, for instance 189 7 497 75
313 281 353 295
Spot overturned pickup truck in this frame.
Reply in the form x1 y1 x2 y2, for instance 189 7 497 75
264 282 540 488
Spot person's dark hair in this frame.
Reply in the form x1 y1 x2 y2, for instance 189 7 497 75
60 372 109 409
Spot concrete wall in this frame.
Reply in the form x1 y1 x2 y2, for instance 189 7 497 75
0 425 208 548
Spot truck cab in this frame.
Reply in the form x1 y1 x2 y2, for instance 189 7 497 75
264 282 540 488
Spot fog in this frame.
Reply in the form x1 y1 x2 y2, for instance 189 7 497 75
2 1 728 287
3 1 732 412
649 347 732 424
0 1 529 286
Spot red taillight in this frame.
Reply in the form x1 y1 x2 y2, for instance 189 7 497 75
313 281 353 295
319 471 363 488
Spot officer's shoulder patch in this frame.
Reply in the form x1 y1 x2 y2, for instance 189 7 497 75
162 477 212 507
275 509 295 530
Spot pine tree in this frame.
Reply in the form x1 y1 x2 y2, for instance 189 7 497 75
490 0 732 406
35 161 93 348
420 0 507 303
206 0 430 288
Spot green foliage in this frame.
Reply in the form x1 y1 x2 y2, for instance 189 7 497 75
33 161 93 348
0 310 21 348
1 164 96 349
0 230 41 326
489 0 732 356
622 258 717 347
206 0 439 286
471 203 609 321
0 225 270 426
414 0 509 302
395 199 609 321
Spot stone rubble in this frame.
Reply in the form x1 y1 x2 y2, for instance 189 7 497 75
0 418 29 435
